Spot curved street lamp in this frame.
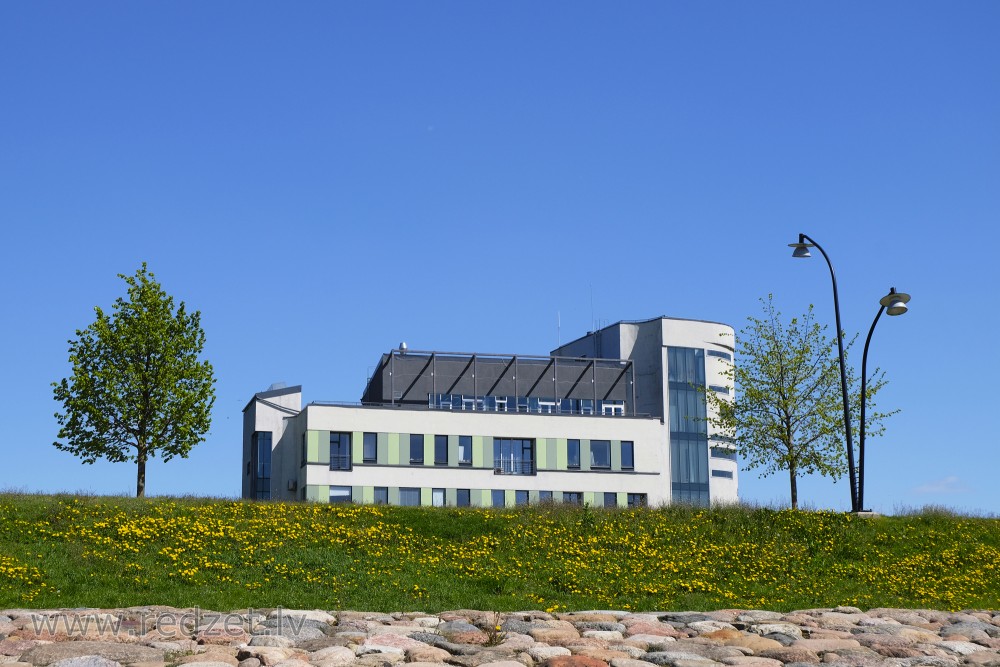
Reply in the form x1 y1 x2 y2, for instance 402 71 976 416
857 287 910 511
788 233 858 511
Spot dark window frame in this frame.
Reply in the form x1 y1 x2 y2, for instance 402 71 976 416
410 433 424 465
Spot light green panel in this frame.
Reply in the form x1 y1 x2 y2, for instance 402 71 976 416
554 491 564 502
398 433 410 464
388 433 400 465
611 439 622 471
446 488 457 506
536 438 548 469
529 490 540 504
308 484 329 502
352 431 364 464
546 439 557 470
472 436 485 467
504 489 514 507
584 491 596 507
423 434 434 466
420 487 432 506
352 486 363 503
448 435 459 467
617 492 627 508
556 438 568 469
362 486 375 504
377 433 389 466
306 430 321 464
484 437 494 465
581 439 591 471
475 489 490 507
389 487 400 505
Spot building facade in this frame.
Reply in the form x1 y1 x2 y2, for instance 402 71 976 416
242 316 738 507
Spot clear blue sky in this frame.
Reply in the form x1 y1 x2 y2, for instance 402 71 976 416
2 2 997 513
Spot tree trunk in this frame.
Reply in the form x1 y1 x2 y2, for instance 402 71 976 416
789 464 798 510
136 448 147 498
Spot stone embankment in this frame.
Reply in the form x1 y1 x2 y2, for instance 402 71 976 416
2 607 999 667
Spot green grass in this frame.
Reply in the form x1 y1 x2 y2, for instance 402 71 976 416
1 493 998 612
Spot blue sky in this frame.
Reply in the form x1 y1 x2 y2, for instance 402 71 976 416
1 2 997 513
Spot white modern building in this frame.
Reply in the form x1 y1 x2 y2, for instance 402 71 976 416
242 316 738 507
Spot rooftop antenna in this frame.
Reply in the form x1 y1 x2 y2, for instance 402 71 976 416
557 311 561 348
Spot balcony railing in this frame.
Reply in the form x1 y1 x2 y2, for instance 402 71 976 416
329 455 352 470
493 459 536 475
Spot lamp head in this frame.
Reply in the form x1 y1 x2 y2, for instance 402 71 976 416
879 287 911 316
788 233 813 257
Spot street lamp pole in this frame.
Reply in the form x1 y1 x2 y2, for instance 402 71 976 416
857 287 910 511
788 233 857 512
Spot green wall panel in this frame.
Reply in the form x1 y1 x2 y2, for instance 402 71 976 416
504 489 514 507
476 489 490 507
377 433 389 466
420 487 432 506
352 431 364 464
536 438 548 469
352 486 363 503
306 430 321 464
389 487 400 505
617 492 626 508
362 486 375 504
611 439 622 471
448 435 459 467
584 491 596 507
424 434 434 467
388 433 400 465
446 488 457 506
556 438 568 470
529 490 540 504
472 436 485 467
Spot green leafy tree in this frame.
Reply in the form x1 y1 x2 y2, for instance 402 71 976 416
53 264 216 497
705 295 895 509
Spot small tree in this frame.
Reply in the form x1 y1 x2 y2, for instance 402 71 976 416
705 295 894 509
53 264 216 497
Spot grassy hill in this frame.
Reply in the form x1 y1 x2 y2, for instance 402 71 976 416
1 494 997 612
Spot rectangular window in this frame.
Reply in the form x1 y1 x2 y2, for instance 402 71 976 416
711 446 737 460
491 489 506 507
712 469 734 479
432 488 446 506
410 433 424 464
374 487 388 504
399 487 420 506
563 492 583 505
567 439 581 469
539 490 553 503
604 492 617 508
669 347 710 506
329 486 352 503
363 432 377 463
493 438 535 475
458 436 472 465
590 440 611 469
329 432 352 470
627 493 647 508
707 349 732 361
621 441 634 470
456 489 471 507
515 490 529 506
434 435 448 465
250 431 272 500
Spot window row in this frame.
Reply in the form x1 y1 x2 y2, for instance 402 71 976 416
328 486 647 508
311 432 638 473
429 393 626 416
567 439 634 470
